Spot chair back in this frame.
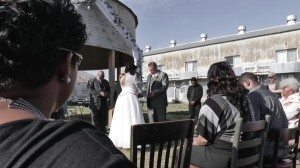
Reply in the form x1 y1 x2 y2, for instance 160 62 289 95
231 115 270 168
130 119 194 168
265 127 299 168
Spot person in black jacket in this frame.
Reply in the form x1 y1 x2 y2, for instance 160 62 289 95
187 77 203 124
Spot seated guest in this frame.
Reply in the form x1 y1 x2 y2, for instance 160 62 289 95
239 72 288 161
0 0 135 167
279 77 300 128
190 62 252 168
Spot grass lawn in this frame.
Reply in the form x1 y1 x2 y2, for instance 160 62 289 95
64 102 191 163
64 103 300 168
65 102 190 123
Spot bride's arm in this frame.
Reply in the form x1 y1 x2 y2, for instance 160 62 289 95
120 75 126 88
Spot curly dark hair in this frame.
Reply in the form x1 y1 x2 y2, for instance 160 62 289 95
0 0 87 91
207 61 251 121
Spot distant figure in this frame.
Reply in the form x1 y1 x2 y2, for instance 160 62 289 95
267 72 282 98
187 77 203 124
0 0 134 167
239 72 288 160
190 62 252 168
109 63 145 149
146 61 169 122
278 77 300 128
87 70 110 134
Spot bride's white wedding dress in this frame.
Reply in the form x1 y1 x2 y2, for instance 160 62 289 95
109 73 145 149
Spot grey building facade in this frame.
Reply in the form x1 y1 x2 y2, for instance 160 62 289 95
142 15 300 102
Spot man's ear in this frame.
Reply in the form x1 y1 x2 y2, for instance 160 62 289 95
245 79 251 86
58 52 72 83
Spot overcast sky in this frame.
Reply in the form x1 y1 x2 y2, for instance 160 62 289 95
119 0 300 51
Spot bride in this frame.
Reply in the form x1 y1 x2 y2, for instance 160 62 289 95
109 63 145 149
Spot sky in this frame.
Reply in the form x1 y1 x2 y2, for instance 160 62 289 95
119 0 300 51
86 0 300 77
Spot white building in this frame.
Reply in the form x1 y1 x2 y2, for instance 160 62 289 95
142 15 300 102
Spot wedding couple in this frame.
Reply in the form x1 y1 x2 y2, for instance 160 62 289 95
109 62 169 149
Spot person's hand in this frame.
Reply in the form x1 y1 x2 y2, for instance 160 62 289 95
190 101 195 106
141 91 147 97
147 92 155 98
193 135 208 146
137 93 142 98
100 91 107 97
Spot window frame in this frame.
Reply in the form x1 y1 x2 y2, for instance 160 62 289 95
276 48 297 63
225 55 241 67
185 61 197 72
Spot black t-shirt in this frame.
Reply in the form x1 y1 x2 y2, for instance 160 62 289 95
0 119 136 168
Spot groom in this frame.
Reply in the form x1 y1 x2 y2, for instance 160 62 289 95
147 62 169 122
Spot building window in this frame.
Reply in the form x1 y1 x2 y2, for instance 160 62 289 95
185 61 197 71
180 87 185 93
276 48 297 63
225 55 241 67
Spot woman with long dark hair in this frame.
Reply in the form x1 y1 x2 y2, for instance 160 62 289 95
190 61 251 168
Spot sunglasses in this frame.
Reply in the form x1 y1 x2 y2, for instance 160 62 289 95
56 47 83 66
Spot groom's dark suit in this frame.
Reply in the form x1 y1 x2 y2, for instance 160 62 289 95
147 70 169 122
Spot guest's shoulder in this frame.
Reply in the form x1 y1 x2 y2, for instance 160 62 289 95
205 94 229 107
209 94 224 101
203 95 218 105
160 70 167 75
47 120 136 167
158 71 168 78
